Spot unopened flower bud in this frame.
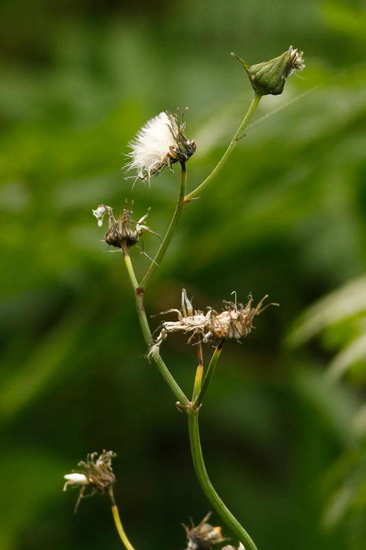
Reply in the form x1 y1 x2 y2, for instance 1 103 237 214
232 46 305 96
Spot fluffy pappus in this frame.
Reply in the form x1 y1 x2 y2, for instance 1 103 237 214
126 111 196 181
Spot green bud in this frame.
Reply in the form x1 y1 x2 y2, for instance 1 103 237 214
231 46 305 96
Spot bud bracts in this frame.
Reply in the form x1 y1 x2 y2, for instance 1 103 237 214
233 46 305 96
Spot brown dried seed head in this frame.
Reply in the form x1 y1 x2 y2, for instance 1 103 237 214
153 291 278 350
184 513 226 550
63 450 117 512
209 295 273 342
93 204 154 249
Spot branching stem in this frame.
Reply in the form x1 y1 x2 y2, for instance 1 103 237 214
187 410 258 550
184 94 261 202
141 162 187 289
121 95 262 550
122 245 189 407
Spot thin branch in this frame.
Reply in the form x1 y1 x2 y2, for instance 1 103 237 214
184 94 261 202
141 162 187 289
109 487 137 550
187 410 258 550
122 245 189 407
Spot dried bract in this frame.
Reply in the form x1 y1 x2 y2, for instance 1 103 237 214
127 111 196 181
92 203 155 249
152 289 277 351
63 450 116 511
184 513 226 550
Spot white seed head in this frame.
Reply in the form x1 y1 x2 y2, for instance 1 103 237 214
63 473 88 491
127 112 178 180
126 111 196 181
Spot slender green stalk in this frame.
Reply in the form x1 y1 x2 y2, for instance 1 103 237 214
141 162 187 289
122 246 189 407
109 488 137 550
187 410 258 550
184 94 261 202
123 250 152 346
194 342 223 407
148 346 190 407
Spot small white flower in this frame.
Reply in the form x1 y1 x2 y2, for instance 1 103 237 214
63 473 88 491
126 111 196 181
92 205 114 227
92 205 107 227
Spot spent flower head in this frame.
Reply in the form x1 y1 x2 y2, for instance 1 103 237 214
92 203 156 249
63 450 116 511
232 45 305 96
184 513 226 550
127 111 196 181
151 289 277 352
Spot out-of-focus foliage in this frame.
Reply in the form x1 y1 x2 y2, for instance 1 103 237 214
288 275 366 540
288 276 366 382
1 0 366 549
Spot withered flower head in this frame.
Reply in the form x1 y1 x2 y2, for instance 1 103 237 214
152 289 277 352
127 111 196 182
232 46 305 96
92 203 155 249
63 450 116 511
184 513 226 550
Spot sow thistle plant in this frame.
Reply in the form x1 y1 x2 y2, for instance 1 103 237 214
63 46 305 550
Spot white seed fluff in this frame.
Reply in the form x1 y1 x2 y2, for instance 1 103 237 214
63 473 88 491
127 112 178 180
92 205 107 227
288 45 305 75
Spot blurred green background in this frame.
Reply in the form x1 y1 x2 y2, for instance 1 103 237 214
1 1 366 549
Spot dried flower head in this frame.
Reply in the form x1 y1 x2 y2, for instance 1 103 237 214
184 513 226 550
63 450 116 511
232 45 305 96
92 203 156 249
151 289 277 352
127 111 196 181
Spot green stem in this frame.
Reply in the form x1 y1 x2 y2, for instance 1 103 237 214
141 162 187 289
187 410 258 550
194 342 223 407
109 488 137 550
123 250 152 346
184 94 261 202
122 247 189 407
